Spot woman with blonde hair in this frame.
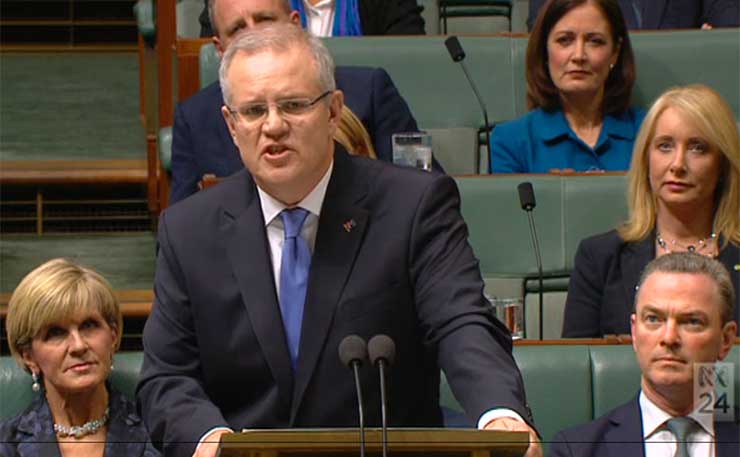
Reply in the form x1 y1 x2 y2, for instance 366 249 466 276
563 84 740 337
336 106 377 159
0 258 159 456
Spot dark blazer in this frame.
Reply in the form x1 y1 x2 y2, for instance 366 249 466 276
138 148 533 457
549 396 740 457
527 0 739 31
563 229 740 338
199 0 426 37
169 66 423 205
0 387 159 457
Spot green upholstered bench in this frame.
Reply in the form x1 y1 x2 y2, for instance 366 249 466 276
0 352 144 421
440 344 740 449
454 174 629 338
188 29 740 176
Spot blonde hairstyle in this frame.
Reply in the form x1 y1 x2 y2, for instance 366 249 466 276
619 84 740 246
6 258 123 371
335 106 377 159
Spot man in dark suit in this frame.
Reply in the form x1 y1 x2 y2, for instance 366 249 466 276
551 253 739 457
138 23 541 457
199 0 426 36
171 0 425 205
527 0 739 31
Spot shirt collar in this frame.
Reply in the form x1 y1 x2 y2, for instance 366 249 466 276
303 0 334 13
534 108 637 143
639 390 715 439
258 160 333 226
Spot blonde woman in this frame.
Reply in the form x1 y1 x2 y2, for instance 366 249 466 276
336 106 377 159
1 259 159 457
563 84 740 337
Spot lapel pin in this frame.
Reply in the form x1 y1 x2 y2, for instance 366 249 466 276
343 219 356 233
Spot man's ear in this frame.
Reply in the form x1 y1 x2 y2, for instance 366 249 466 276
214 35 226 58
717 321 737 361
221 105 239 142
290 11 301 25
327 90 344 135
630 313 637 351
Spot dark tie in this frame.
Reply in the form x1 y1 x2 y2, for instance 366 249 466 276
665 416 697 457
631 0 644 28
279 208 311 370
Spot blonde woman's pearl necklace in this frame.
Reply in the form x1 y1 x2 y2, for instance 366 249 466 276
656 232 717 257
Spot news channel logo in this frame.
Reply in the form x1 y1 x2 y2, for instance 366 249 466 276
694 362 735 422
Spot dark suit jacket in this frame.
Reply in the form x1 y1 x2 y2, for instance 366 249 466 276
138 148 532 457
0 387 159 457
562 229 740 338
199 0 425 37
527 0 739 31
549 396 740 457
169 66 423 205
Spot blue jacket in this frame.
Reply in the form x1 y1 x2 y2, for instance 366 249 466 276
0 387 159 457
490 107 645 174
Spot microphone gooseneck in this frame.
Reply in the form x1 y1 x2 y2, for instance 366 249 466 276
444 36 492 173
368 335 396 457
518 182 544 340
339 335 368 457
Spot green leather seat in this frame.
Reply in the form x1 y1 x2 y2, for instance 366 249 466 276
0 352 143 421
513 345 593 447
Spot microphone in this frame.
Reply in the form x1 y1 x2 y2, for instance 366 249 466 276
518 182 544 340
444 36 493 173
339 335 369 457
368 335 396 457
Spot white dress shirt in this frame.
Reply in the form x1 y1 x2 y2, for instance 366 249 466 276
640 391 715 457
258 161 332 297
303 0 336 37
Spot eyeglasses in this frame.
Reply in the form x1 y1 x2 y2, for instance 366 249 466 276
228 91 332 124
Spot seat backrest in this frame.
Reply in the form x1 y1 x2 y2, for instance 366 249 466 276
513 345 593 448
0 352 144 421
324 36 517 128
630 29 740 118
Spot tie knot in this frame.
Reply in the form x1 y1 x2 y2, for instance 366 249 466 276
665 416 697 441
281 208 309 239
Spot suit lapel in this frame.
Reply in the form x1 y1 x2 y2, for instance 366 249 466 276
620 235 654 316
221 172 294 410
290 149 370 422
716 419 740 457
604 398 646 457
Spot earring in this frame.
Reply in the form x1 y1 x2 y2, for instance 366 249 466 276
31 372 40 392
609 63 615 70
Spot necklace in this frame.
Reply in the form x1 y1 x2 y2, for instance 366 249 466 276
54 407 109 439
656 232 717 255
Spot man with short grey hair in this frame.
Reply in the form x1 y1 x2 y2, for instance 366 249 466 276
171 0 427 205
139 23 540 457
551 252 739 456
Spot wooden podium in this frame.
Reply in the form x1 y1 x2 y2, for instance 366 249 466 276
218 428 529 457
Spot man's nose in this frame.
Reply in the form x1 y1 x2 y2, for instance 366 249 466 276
261 105 288 136
660 319 681 346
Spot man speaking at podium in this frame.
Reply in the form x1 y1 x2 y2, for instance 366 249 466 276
137 24 540 457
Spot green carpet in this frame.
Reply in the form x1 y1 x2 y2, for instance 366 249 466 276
0 234 156 292
0 53 145 161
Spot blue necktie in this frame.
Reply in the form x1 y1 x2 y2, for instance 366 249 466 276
279 208 311 369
